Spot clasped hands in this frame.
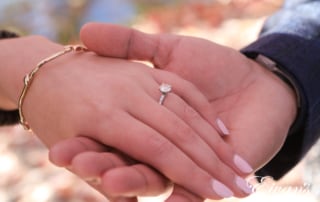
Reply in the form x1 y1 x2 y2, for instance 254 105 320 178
26 23 297 202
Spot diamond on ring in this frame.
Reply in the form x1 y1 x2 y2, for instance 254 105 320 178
159 83 172 105
159 83 172 93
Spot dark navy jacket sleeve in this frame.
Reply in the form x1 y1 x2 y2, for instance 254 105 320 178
241 0 320 179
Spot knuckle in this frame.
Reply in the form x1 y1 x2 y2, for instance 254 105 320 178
88 104 115 125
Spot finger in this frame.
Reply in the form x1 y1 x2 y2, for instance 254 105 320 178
166 185 204 202
123 78 252 197
153 69 230 135
48 136 108 167
72 151 169 196
152 71 254 176
49 138 138 202
127 76 253 197
72 151 170 198
80 23 172 67
101 164 169 197
71 151 127 182
162 94 254 194
129 61 252 186
128 88 251 197
94 111 232 200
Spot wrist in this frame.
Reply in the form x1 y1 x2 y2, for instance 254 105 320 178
0 36 63 109
250 56 298 125
18 45 88 130
253 54 301 108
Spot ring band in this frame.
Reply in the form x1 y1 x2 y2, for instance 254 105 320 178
159 83 172 105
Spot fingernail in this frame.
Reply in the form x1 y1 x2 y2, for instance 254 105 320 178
233 155 253 174
212 180 234 198
84 177 101 185
235 176 253 194
216 118 230 135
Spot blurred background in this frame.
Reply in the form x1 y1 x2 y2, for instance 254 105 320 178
0 0 319 201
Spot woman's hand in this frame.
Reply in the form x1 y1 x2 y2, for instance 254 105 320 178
1 36 252 200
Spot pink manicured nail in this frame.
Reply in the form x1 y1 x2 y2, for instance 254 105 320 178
233 155 253 174
212 180 234 198
235 176 253 194
216 118 230 135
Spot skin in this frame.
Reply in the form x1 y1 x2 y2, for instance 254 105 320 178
50 23 297 202
0 35 251 201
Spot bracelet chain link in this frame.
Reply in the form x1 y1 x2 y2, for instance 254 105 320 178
18 45 88 131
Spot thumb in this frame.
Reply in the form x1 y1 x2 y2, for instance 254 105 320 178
80 22 174 67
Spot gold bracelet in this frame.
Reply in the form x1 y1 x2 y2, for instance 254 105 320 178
18 45 88 131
